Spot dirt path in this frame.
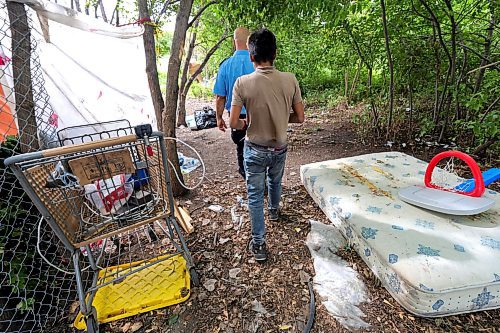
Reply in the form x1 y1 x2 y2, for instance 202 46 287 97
70 98 499 333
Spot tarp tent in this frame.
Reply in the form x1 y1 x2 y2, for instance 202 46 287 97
0 0 157 144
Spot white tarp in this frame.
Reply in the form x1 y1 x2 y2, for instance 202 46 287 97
306 220 370 329
1 0 157 143
15 0 144 38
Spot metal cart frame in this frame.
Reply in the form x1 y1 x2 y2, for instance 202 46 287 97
5 124 198 332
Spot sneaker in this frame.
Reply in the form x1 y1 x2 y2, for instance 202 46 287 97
268 208 280 221
251 242 267 262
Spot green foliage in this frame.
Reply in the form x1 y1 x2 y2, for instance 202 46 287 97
16 298 34 314
188 81 212 99
163 0 499 152
0 136 36 299
155 30 172 58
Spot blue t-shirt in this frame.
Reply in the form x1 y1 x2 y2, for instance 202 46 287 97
213 50 254 114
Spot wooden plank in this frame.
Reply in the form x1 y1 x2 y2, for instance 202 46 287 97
173 201 194 234
179 206 194 234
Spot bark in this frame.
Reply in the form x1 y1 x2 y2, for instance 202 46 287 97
455 44 467 120
472 137 497 156
432 22 440 123
178 28 229 127
177 20 200 127
345 23 378 127
408 67 414 136
99 0 108 23
479 96 499 123
138 0 165 133
380 0 394 135
93 1 99 19
156 0 174 23
7 2 39 153
368 67 379 128
473 0 494 93
188 0 218 28
420 0 452 136
349 59 361 102
439 0 457 142
344 70 349 98
163 0 194 196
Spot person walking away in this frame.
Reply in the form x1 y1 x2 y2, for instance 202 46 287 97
213 27 254 179
229 28 305 262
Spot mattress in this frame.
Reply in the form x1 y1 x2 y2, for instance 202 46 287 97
300 152 500 317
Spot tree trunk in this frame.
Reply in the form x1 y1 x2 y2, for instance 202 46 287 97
439 0 457 142
432 22 440 123
349 59 361 102
7 2 39 153
408 74 413 137
138 0 165 133
163 0 194 196
455 45 467 120
380 0 394 135
420 0 452 138
113 0 121 26
474 0 494 93
368 67 379 127
99 0 108 22
178 27 228 127
344 70 349 99
182 32 229 99
177 19 199 127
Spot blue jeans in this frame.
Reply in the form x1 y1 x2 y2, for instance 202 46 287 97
243 142 287 246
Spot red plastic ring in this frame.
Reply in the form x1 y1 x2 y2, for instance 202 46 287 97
424 150 485 197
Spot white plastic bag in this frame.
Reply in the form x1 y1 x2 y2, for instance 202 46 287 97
84 174 133 215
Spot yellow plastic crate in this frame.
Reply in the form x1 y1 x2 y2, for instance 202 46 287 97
74 254 190 330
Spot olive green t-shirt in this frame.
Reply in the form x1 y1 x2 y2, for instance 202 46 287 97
231 66 302 148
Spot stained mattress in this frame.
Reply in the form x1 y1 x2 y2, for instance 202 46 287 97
300 152 500 317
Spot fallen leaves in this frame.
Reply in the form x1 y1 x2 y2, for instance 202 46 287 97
120 321 142 333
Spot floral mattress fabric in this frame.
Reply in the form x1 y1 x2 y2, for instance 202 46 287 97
300 152 499 317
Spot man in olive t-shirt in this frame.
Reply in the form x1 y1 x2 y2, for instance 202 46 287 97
229 28 305 262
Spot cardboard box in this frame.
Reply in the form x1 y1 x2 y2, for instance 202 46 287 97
68 148 135 185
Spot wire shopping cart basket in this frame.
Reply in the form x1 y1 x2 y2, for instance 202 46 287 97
5 122 199 332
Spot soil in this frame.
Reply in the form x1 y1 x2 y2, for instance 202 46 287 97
59 98 499 333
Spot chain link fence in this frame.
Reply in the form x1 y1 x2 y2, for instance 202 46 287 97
1 2 79 332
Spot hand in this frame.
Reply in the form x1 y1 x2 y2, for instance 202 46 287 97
217 117 227 132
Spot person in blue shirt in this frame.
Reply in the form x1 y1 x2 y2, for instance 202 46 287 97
213 27 255 179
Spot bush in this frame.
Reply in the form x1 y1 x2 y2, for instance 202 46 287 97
188 81 213 99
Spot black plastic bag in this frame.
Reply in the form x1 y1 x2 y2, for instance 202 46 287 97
194 106 217 130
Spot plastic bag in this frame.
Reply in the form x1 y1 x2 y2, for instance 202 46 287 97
194 106 217 130
84 174 133 215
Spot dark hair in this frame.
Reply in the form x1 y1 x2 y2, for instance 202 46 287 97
248 28 277 64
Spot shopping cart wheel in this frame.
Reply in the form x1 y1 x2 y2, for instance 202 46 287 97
189 267 200 287
86 307 99 333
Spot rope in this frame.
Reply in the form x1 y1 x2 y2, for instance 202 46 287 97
117 17 152 27
165 137 206 190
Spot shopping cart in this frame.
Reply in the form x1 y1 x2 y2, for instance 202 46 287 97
5 122 199 332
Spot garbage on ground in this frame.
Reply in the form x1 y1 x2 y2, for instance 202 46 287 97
178 152 201 174
231 196 247 232
186 106 217 130
208 204 224 213
203 278 217 292
229 268 241 279
306 220 370 330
